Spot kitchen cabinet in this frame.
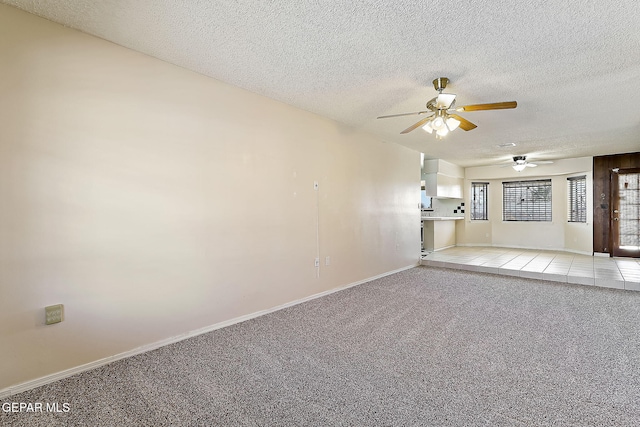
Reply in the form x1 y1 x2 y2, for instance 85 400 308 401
422 158 464 198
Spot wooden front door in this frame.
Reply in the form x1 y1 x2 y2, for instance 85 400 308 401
611 168 640 258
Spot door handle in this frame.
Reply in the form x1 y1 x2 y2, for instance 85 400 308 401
613 209 619 213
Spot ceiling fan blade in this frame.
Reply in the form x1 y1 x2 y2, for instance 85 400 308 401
449 114 477 131
456 101 517 112
526 163 538 167
400 115 435 134
535 160 554 164
377 111 430 119
435 93 456 109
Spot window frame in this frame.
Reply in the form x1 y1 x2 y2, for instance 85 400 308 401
502 179 552 222
470 182 489 221
567 175 587 223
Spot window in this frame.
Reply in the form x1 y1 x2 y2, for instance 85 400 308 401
567 175 587 223
503 179 552 221
617 172 640 250
420 188 432 210
471 182 489 220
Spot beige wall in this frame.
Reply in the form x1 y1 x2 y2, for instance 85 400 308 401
0 5 420 391
457 157 593 253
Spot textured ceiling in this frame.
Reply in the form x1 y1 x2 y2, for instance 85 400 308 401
2 0 640 166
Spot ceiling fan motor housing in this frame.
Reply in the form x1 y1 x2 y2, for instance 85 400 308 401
432 77 449 92
513 155 527 164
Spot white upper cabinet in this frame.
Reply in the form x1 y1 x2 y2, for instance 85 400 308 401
422 159 464 199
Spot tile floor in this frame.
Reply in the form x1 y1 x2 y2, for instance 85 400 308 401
421 246 640 291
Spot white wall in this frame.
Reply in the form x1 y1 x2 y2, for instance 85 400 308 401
0 5 420 391
457 157 593 253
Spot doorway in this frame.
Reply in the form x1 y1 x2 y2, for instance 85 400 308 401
611 168 640 258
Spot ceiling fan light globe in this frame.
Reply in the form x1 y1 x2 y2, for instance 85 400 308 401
513 164 527 172
446 117 460 131
432 117 445 130
422 121 434 133
436 127 449 137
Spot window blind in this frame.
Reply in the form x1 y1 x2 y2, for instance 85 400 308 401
567 175 586 223
502 179 552 221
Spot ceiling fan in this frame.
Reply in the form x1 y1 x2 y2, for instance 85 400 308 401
504 155 554 172
377 77 517 138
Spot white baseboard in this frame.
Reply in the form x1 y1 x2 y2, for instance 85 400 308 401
593 252 610 257
433 245 456 252
0 263 418 399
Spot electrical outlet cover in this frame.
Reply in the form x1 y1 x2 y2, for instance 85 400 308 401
45 304 64 325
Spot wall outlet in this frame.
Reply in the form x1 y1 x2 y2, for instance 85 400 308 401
313 181 319 190
325 256 330 266
45 304 64 325
314 257 320 267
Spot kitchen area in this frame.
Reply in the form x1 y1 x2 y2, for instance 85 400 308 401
421 158 465 256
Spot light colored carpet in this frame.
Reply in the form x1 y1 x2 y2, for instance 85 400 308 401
3 266 640 426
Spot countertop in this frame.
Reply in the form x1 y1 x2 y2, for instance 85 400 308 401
421 216 464 220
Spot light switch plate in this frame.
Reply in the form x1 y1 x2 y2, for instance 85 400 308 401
45 304 64 325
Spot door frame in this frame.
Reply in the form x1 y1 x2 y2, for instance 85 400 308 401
610 167 640 258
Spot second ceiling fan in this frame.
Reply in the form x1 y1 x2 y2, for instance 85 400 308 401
378 77 517 138
503 156 554 172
